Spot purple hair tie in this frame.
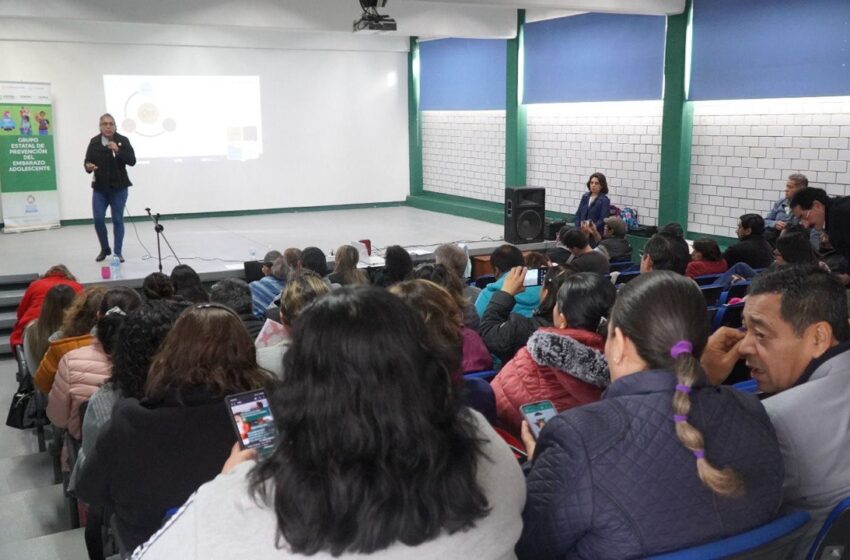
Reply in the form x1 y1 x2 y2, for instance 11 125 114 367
693 449 705 460
670 340 693 359
673 414 688 423
675 384 691 394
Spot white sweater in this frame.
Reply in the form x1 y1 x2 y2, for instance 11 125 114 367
132 410 525 560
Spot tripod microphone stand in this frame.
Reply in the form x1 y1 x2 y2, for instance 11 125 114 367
145 207 181 272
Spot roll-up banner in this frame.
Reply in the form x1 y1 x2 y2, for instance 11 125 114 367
0 81 60 232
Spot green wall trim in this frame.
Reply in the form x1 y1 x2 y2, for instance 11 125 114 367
406 192 504 224
658 0 693 229
505 9 527 188
56 201 406 227
408 37 424 196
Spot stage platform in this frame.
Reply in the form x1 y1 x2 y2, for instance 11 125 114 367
0 205 552 286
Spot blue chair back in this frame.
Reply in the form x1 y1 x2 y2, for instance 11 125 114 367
615 270 641 285
645 511 811 560
712 302 745 332
732 379 759 394
719 281 751 305
701 284 725 306
694 273 722 286
807 496 850 560
463 370 497 383
610 260 634 272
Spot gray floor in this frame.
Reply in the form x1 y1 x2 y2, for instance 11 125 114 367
0 358 88 559
0 206 507 284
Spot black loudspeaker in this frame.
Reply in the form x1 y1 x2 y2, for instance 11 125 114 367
505 187 545 244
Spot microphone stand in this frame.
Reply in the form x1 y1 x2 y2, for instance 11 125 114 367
145 207 181 272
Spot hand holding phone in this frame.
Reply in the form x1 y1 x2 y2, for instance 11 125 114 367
226 389 279 459
520 400 557 439
522 266 548 287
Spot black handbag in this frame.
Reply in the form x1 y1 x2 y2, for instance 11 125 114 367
6 376 39 430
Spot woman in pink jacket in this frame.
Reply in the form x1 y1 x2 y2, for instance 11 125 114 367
47 287 142 439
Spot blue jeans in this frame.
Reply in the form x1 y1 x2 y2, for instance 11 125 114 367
92 187 128 255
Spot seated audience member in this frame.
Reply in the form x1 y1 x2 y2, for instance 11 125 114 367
283 248 302 272
69 300 187 490
75 303 271 552
524 251 547 269
249 252 288 319
491 272 616 435
723 214 774 270
574 172 611 235
562 229 610 274
685 238 728 278
328 245 369 286
584 217 633 262
372 245 413 288
434 242 480 303
47 287 142 440
141 272 175 301
133 286 525 559
518 271 783 559
764 173 808 244
34 286 107 393
701 265 850 553
475 245 542 319
22 284 77 372
791 186 850 285
413 263 480 330
210 278 264 338
171 264 209 304
774 226 821 267
546 225 573 265
640 234 685 274
479 265 576 364
300 246 330 278
256 271 329 377
659 222 691 273
391 279 492 378
11 264 82 351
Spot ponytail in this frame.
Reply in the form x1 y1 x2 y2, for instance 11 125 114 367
670 342 744 497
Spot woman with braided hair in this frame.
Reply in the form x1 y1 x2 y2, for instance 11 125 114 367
517 271 783 560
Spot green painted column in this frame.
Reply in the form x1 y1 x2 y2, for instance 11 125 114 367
408 37 424 196
658 0 693 228
505 9 527 188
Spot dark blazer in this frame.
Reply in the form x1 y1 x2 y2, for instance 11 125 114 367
723 234 774 270
84 132 136 191
478 290 552 364
574 193 610 234
517 370 783 560
825 195 850 262
75 388 236 552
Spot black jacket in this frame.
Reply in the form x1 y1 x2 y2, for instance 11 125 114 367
825 195 850 263
85 132 136 191
723 234 774 270
517 370 783 560
75 388 236 552
479 290 552 364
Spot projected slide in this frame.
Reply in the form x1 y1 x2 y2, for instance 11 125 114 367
103 75 262 161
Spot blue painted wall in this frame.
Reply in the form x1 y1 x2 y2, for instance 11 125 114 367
690 0 850 100
523 13 666 104
419 39 507 111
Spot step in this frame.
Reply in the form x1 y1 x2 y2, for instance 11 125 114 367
0 273 39 293
0 527 88 560
0 288 25 309
0 336 11 358
0 310 16 330
0 484 70 545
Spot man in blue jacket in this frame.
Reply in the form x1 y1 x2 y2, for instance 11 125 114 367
474 244 541 319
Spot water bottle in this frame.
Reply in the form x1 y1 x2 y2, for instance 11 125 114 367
110 255 121 280
249 247 257 261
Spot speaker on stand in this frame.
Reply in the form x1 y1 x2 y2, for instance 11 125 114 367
504 187 545 244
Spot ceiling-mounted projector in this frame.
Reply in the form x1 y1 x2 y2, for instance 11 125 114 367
354 0 397 33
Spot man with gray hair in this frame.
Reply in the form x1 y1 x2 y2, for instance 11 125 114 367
765 173 809 244
248 251 289 319
434 243 480 303
210 278 264 338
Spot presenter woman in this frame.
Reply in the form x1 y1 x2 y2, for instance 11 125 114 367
84 113 136 262
573 172 611 235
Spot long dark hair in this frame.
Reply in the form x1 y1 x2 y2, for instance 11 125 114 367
536 264 578 318
556 272 616 332
775 227 817 265
60 286 107 337
609 271 744 496
170 264 208 304
95 287 142 354
250 286 489 555
27 284 76 365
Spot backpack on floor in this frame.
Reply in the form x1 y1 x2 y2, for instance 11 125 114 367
620 207 640 230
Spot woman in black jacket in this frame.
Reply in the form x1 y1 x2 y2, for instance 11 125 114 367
478 264 575 363
517 272 783 560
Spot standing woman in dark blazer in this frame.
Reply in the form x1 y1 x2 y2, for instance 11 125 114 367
573 172 611 235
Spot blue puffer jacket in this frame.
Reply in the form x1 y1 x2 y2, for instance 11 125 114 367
517 369 783 560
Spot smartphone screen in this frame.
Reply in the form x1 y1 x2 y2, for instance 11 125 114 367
520 400 558 439
226 389 279 458
523 267 548 287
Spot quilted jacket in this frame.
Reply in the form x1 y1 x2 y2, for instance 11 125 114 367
47 341 112 440
517 369 783 560
491 328 607 435
34 333 95 393
10 273 83 350
479 290 553 364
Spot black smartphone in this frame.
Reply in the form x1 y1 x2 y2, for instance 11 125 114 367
523 266 548 287
520 400 557 439
226 389 279 458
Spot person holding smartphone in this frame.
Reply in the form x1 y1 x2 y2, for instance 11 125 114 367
516 272 783 559
573 172 611 236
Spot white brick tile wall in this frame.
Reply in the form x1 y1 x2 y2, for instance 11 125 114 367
422 111 506 203
526 101 663 226
689 97 850 237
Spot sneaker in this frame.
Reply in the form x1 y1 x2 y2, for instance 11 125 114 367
95 250 112 262
116 254 125 263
